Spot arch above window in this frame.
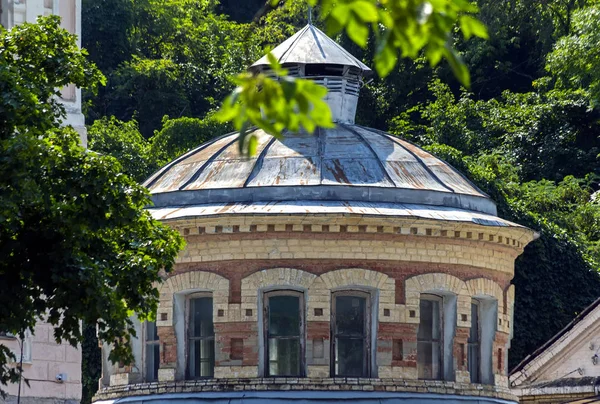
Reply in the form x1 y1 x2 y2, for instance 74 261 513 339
405 273 469 327
157 271 229 327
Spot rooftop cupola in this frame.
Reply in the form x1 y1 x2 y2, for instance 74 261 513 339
249 24 372 124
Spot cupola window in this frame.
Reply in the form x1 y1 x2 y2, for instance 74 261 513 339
304 63 344 77
145 321 160 382
331 291 371 377
187 295 215 379
264 290 305 376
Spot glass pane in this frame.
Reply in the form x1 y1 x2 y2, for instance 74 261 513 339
146 321 158 341
188 339 214 378
268 338 300 376
146 343 160 382
418 298 440 341
335 338 364 377
417 298 442 380
469 302 479 342
268 295 300 337
190 297 214 338
335 295 366 336
417 341 441 379
469 343 480 383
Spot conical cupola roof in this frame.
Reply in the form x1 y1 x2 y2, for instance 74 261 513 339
250 24 372 75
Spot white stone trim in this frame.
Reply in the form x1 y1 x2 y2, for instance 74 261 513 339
510 302 600 387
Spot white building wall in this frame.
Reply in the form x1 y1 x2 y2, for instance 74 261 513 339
0 321 82 403
533 321 600 382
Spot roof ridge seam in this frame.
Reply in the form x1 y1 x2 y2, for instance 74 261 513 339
279 24 310 64
177 135 240 191
341 124 398 187
243 134 277 187
357 125 456 193
144 131 238 190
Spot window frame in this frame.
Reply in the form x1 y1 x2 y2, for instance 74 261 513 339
262 289 306 377
417 293 444 380
330 289 372 378
185 292 215 379
143 320 161 382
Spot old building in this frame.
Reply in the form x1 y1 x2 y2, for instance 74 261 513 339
510 298 600 403
94 24 538 404
0 2 84 403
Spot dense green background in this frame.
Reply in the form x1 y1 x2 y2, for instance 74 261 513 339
80 0 600 401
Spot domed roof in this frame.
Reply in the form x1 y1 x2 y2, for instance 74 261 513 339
144 124 498 217
143 24 525 228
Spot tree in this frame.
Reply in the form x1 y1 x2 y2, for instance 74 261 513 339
83 0 256 138
395 80 600 181
0 16 184 390
546 5 600 104
88 117 156 182
150 115 232 167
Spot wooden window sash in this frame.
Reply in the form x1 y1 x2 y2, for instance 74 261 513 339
263 289 305 377
331 290 371 378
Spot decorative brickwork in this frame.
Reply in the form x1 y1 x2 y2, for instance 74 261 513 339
404 273 470 327
94 378 518 402
98 212 535 400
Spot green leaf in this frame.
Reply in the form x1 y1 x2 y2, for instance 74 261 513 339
352 1 379 23
346 16 369 48
459 15 488 40
444 46 471 88
247 134 258 157
374 43 397 78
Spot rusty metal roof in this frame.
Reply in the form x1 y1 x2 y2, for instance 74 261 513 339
250 24 372 75
144 125 497 216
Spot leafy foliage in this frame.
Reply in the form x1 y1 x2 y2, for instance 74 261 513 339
216 54 334 149
0 16 184 390
83 0 257 138
546 5 600 104
150 115 232 167
395 80 600 181
88 117 156 182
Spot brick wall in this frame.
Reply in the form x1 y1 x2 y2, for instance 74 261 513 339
99 214 534 397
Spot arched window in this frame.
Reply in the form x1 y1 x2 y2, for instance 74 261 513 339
263 290 305 376
331 290 372 377
144 321 160 382
417 294 443 380
186 294 214 379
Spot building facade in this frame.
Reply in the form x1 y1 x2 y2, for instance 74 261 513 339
95 25 537 404
0 1 84 403
511 298 600 403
